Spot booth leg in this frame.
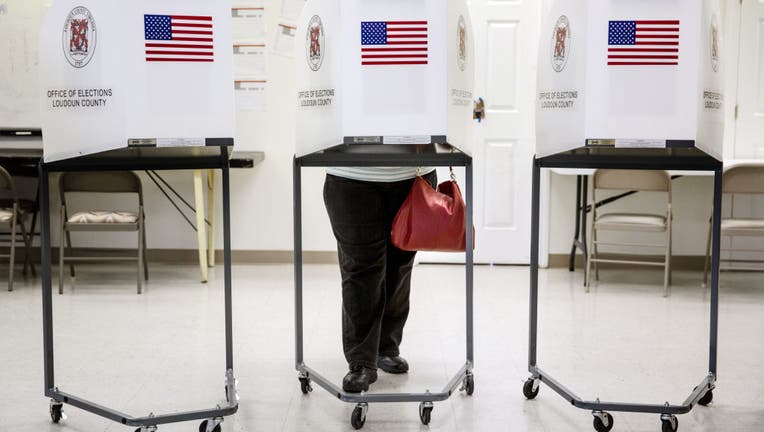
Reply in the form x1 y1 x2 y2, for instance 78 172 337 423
709 168 722 377
528 158 541 373
39 163 55 398
293 158 304 370
221 148 234 373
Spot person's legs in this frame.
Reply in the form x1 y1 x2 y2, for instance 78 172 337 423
378 242 415 358
378 171 437 368
323 175 387 390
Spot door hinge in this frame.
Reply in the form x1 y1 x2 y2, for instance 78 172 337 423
735 104 739 120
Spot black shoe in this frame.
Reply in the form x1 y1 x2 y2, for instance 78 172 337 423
342 366 378 393
377 355 409 374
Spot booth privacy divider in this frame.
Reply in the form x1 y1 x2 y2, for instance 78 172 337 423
535 0 724 159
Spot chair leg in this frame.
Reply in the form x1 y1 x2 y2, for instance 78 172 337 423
142 219 149 282
593 227 600 281
26 208 38 278
207 169 215 268
703 218 712 288
663 239 671 298
194 170 208 283
137 219 144 295
59 209 65 295
585 226 594 292
664 214 672 297
8 213 17 291
20 216 33 277
65 230 76 278
668 226 673 286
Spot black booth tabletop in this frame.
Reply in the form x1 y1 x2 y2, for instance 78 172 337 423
296 143 471 167
42 143 234 172
537 146 723 171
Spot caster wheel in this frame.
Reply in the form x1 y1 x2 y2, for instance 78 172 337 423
299 377 313 394
593 412 614 432
50 404 63 423
522 378 539 400
463 374 475 396
199 420 222 432
661 416 679 432
698 390 713 406
351 405 367 430
419 403 433 425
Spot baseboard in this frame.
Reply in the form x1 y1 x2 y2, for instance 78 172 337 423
0 248 715 269
548 253 707 271
149 249 339 264
6 247 339 265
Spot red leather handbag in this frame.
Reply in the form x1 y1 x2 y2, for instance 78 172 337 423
391 171 473 252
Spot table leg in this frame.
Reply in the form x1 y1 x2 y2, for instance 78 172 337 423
207 169 215 268
193 170 208 283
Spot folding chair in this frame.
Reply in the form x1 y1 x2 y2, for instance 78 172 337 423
704 164 764 285
0 165 34 291
586 169 673 296
59 171 148 294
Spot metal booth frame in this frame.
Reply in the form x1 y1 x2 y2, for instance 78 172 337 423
523 146 722 432
40 142 239 432
293 143 475 429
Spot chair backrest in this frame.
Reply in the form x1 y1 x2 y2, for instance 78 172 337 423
59 171 143 206
723 165 764 195
0 165 19 205
594 169 671 192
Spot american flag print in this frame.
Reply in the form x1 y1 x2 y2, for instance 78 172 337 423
144 14 214 62
607 20 680 66
361 21 428 66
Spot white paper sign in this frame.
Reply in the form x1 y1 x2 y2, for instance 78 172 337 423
615 139 666 149
232 6 267 43
235 80 267 111
272 21 297 57
156 137 205 147
281 0 307 20
234 44 267 79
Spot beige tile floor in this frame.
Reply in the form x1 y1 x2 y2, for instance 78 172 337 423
0 262 762 432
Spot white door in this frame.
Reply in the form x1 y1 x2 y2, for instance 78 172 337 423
735 0 764 159
419 0 544 265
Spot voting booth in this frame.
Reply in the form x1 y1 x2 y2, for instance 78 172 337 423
36 1 239 431
291 1 477 429
294 0 474 156
525 2 725 432
39 0 234 162
536 0 724 160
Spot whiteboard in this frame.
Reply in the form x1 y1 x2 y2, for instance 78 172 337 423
0 0 51 129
